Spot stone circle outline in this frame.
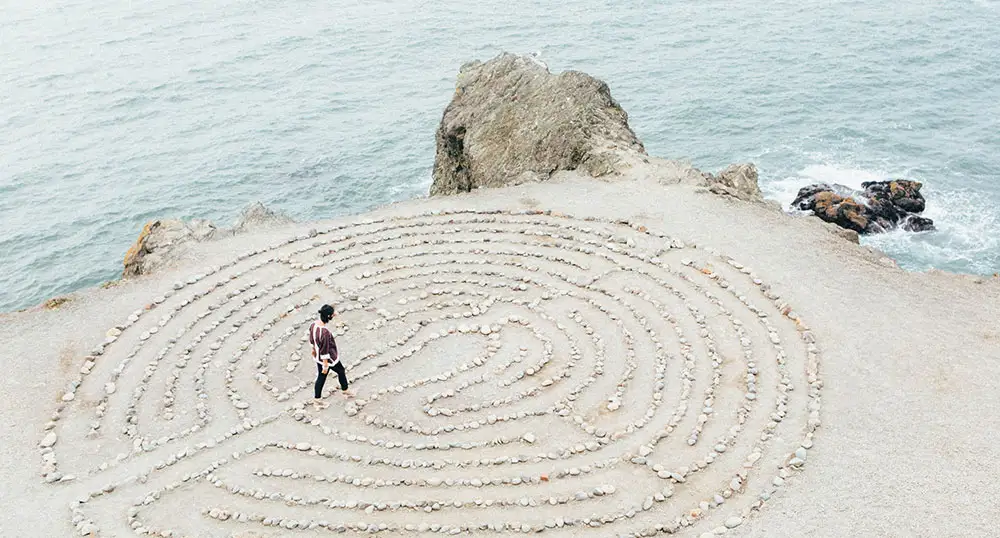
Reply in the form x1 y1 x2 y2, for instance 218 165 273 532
40 208 823 537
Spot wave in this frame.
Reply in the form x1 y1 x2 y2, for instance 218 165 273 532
763 163 888 208
765 163 1000 274
878 187 1000 273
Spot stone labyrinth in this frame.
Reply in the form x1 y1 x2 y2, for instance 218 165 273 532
41 209 823 538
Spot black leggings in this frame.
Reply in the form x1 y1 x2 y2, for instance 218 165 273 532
315 361 348 398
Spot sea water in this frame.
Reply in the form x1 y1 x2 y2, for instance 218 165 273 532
2 0 998 312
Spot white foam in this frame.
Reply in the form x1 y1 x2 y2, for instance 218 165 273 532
765 163 1000 274
764 163 887 209
874 187 1000 273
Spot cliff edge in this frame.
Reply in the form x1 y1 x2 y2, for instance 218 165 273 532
122 201 293 279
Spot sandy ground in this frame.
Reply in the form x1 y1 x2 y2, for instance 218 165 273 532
2 168 998 538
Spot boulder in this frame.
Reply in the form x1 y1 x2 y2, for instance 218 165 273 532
791 180 934 234
231 201 294 234
862 180 926 213
122 202 293 278
430 53 646 195
822 220 862 244
122 219 218 278
704 163 763 202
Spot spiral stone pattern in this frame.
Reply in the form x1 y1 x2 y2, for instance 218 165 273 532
40 209 823 537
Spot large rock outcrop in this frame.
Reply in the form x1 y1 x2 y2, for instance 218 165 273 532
122 202 292 278
430 53 647 195
792 180 934 234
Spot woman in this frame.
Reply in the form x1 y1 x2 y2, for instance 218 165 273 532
309 304 353 409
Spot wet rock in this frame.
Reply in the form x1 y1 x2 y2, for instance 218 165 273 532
863 179 926 213
791 180 934 235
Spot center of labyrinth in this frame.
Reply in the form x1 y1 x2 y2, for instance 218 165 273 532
42 210 822 538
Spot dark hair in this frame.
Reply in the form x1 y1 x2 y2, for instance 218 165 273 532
319 304 335 323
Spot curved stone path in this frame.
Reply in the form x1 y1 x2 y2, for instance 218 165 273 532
40 209 822 537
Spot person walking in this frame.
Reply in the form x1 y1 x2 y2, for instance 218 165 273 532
309 304 352 409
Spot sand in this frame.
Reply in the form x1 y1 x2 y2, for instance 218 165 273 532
2 169 998 538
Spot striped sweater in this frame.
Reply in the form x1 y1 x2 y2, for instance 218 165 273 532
308 322 338 364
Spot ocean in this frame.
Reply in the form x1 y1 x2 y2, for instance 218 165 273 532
2 0 998 312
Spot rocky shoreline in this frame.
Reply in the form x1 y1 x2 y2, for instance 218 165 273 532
113 54 808 290
110 54 959 293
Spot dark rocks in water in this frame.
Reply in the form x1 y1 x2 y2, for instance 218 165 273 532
791 180 934 234
430 53 646 196
862 180 926 213
811 191 870 233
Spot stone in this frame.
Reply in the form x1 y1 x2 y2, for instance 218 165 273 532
34 206 824 537
705 163 763 202
793 185 869 232
791 180 933 235
122 219 219 278
231 202 294 234
430 53 646 196
122 202 291 278
863 179 927 213
40 432 57 448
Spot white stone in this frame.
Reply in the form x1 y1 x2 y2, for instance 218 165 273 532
40 432 57 448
